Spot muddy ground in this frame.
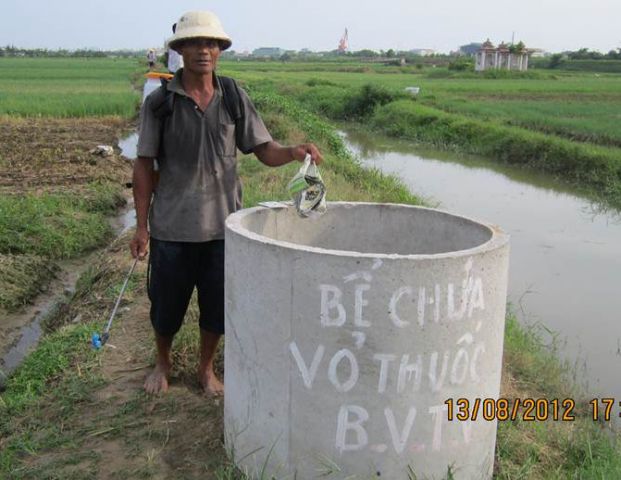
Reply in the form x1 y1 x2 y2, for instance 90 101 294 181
0 116 231 478
0 116 134 373
0 116 132 194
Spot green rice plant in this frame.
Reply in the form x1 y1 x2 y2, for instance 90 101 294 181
221 61 621 159
0 58 141 117
429 96 621 147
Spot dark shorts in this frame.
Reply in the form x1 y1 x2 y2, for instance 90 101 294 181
148 238 225 336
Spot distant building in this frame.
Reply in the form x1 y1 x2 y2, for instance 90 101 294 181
410 48 436 56
529 48 548 58
252 47 284 58
459 43 483 56
475 39 530 71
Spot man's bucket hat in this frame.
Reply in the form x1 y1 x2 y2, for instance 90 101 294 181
167 11 232 51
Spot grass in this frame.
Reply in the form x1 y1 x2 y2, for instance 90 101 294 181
0 58 141 117
0 114 131 304
239 88 422 207
0 240 236 479
0 254 58 311
496 314 621 479
426 96 621 147
0 182 125 259
0 322 113 477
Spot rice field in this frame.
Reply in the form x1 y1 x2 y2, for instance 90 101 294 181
0 58 141 117
221 60 621 148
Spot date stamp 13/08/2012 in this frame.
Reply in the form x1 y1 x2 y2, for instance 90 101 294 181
445 398 621 422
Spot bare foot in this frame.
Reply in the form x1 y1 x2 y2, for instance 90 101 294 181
198 369 224 396
144 363 170 395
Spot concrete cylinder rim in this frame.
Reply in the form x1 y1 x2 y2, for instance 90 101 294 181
226 201 509 259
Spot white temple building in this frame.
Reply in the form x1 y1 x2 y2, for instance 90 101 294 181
475 39 530 71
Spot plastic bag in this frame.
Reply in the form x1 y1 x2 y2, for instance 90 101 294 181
287 154 327 218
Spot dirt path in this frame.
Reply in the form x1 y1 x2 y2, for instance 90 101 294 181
10 238 229 479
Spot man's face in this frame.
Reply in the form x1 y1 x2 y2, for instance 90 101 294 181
178 38 221 75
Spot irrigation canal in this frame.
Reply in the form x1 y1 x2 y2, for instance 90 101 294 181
341 127 621 405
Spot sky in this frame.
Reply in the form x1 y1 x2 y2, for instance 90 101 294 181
2 0 620 54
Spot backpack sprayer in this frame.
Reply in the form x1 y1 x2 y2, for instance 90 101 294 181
91 257 139 350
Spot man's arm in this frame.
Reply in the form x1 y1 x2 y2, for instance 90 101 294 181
130 156 155 259
253 141 323 167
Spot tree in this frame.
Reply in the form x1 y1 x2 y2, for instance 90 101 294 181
352 49 378 58
568 48 603 60
448 57 473 71
606 48 621 60
509 41 525 54
548 53 564 69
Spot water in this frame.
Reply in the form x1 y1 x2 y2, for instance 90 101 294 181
0 204 136 376
2 308 44 373
342 128 621 402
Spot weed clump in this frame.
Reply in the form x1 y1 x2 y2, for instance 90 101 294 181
305 78 338 87
342 84 401 119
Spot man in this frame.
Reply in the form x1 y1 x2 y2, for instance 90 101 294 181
130 11 323 396
147 48 157 70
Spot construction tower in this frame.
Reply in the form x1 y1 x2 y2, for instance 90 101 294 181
338 28 348 52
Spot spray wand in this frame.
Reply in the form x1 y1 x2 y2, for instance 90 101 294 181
91 257 139 350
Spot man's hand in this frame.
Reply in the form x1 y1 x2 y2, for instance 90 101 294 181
290 143 324 165
130 227 149 260
254 141 324 167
